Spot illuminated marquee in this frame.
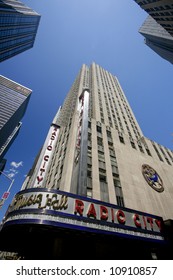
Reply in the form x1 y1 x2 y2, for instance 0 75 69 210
0 251 22 260
5 189 164 241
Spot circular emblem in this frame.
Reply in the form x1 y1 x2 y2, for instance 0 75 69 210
142 164 164 193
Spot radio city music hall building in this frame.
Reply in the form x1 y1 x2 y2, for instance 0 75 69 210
0 63 173 260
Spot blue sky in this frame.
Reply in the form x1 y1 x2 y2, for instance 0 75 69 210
0 0 172 221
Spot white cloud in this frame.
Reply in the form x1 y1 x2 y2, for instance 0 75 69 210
9 168 16 173
7 172 18 179
10 161 23 169
2 161 23 180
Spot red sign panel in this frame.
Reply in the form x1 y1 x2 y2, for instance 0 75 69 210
2 192 10 199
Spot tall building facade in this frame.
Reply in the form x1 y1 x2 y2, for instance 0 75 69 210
134 0 173 37
139 16 173 63
1 63 173 259
0 75 32 164
0 0 41 62
23 63 173 218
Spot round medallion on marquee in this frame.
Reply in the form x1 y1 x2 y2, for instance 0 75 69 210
142 164 164 193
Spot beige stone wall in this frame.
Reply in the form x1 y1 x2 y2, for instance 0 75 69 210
114 135 173 220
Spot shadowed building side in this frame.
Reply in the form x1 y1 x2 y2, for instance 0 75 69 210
139 16 173 63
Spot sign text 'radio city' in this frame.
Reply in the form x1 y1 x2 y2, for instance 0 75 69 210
36 125 59 186
10 191 162 233
74 199 162 232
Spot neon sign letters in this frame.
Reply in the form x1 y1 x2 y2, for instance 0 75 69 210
7 189 163 240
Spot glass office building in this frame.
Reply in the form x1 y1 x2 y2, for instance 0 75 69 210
134 0 173 37
139 16 173 64
0 0 41 62
0 75 32 163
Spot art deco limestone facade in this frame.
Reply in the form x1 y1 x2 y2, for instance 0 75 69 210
23 63 173 221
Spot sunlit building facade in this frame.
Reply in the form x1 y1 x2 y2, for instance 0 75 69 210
0 0 41 62
1 63 173 260
22 63 173 219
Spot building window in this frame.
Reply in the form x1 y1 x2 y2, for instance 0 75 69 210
109 148 115 157
87 156 92 164
98 145 104 153
119 135 125 144
87 164 92 170
114 179 125 207
130 141 136 149
116 196 125 207
98 149 104 155
110 155 117 164
88 132 91 141
165 158 171 165
96 125 102 133
100 181 109 202
112 165 119 177
159 146 171 165
108 141 113 147
99 174 107 182
146 148 152 156
56 179 61 190
138 145 144 153
88 121 91 128
152 143 163 162
106 130 112 138
87 170 92 177
166 149 173 163
97 136 103 146
88 140 92 148
87 174 92 198
87 188 92 198
87 176 92 187
99 160 106 169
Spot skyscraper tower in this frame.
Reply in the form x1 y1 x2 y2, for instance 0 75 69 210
1 63 173 259
0 0 41 62
0 75 32 164
23 63 173 216
139 16 173 64
134 0 173 37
